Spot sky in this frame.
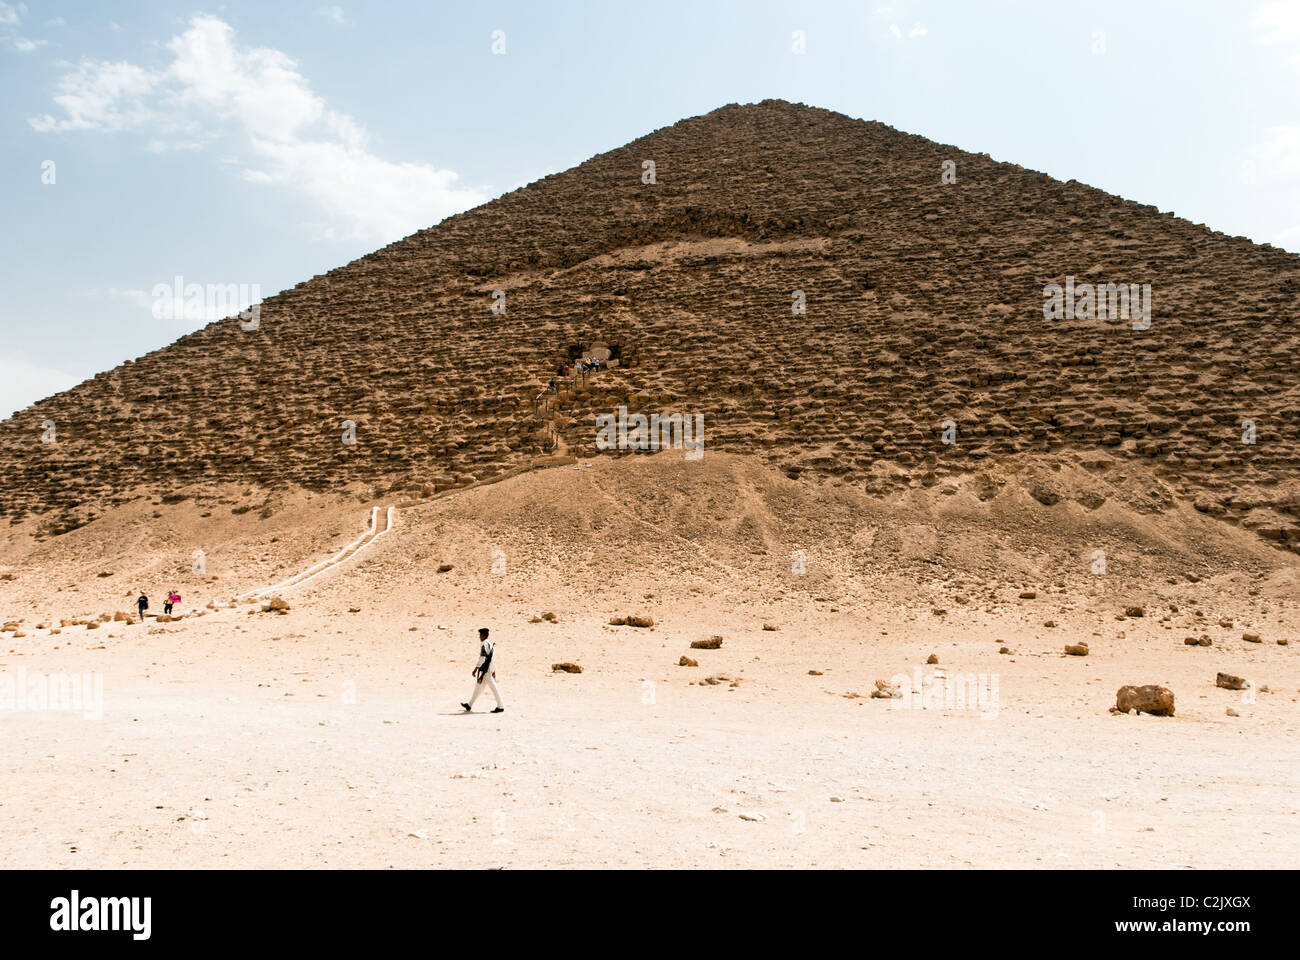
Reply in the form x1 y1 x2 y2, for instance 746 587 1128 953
2 0 1299 418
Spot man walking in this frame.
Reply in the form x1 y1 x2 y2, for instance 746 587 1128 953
461 627 504 713
136 591 149 624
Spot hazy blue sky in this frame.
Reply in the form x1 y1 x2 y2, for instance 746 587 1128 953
3 0 1298 417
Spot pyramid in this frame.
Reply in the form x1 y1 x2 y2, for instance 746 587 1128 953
3 99 1298 550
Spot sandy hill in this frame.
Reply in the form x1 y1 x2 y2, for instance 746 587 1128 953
1 450 1294 633
2 99 1298 561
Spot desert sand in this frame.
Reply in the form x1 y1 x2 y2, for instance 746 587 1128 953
2 452 1296 868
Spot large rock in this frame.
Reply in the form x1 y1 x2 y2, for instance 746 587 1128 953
1115 685 1175 716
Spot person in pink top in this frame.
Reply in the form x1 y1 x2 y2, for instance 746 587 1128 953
164 590 180 615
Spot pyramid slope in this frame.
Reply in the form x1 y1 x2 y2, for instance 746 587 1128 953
3 100 1298 553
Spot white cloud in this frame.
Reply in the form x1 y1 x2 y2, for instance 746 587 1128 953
0 0 40 50
315 6 346 25
29 15 488 242
29 60 158 132
909 25 928 39
1255 0 1300 65
889 23 902 39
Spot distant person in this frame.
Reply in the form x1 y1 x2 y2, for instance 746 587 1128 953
460 627 504 713
548 377 557 394
136 592 149 623
164 590 180 615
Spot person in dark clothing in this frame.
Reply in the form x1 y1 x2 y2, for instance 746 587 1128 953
136 592 149 623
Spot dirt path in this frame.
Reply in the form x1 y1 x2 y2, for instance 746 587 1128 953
236 505 395 600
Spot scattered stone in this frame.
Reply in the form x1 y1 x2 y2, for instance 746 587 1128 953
1115 684 1175 716
807 669 823 675
1242 633 1262 643
1044 620 1058 628
611 615 654 628
541 612 557 622
551 662 583 673
436 564 453 573
999 646 1011 654
1184 636 1212 646
1225 708 1239 717
762 624 778 631
870 679 901 699
1215 672 1247 691
690 636 723 649
678 656 698 667
1063 643 1089 656
263 596 290 613
1019 591 1037 599
738 812 766 822
1125 605 1145 618
925 653 938 664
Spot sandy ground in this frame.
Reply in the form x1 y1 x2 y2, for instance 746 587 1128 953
1 453 1297 868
